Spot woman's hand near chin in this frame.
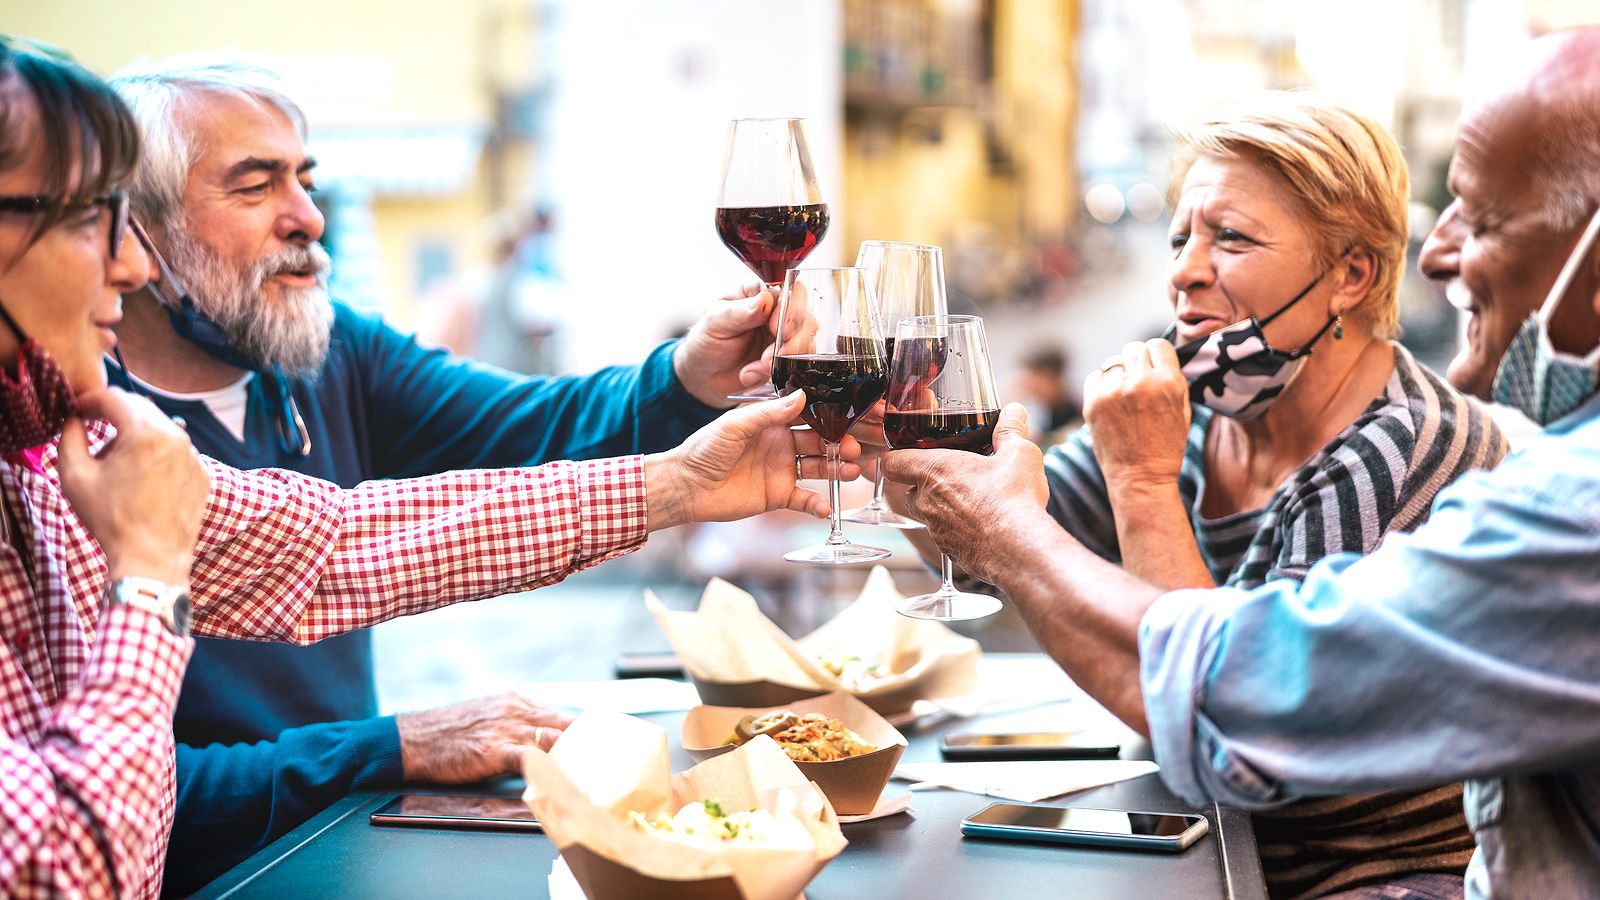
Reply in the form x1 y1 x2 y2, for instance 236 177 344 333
1083 338 1191 491
1084 339 1213 591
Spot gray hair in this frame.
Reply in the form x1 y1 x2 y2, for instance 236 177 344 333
1517 27 1600 232
108 52 307 230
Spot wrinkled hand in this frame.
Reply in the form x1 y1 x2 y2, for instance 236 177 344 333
674 283 777 407
1083 339 1191 489
396 692 574 783
882 403 1050 585
57 388 209 585
645 390 862 529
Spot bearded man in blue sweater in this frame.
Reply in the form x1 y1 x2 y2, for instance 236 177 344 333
107 55 781 895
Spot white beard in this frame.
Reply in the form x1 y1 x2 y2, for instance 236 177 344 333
164 223 335 379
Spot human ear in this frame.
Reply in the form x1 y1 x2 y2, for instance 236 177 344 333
1330 246 1379 315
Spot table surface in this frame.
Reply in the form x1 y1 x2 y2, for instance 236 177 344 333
195 654 1266 899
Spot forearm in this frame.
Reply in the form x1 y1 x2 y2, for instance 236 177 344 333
984 508 1162 735
2 606 191 897
165 718 402 896
190 456 648 642
1107 479 1215 590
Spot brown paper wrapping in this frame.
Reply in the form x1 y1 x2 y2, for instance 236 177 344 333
522 711 846 900
681 692 908 815
648 566 979 714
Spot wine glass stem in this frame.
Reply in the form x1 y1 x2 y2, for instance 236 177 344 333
935 555 959 618
867 465 888 511
824 439 849 546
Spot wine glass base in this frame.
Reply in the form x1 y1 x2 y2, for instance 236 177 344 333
784 541 892 566
727 386 782 402
841 505 925 529
896 590 1002 621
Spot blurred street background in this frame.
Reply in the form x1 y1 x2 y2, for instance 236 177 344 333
12 0 1597 711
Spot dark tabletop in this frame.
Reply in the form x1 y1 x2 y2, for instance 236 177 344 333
194 655 1266 899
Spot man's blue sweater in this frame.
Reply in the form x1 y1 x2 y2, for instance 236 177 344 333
129 303 721 895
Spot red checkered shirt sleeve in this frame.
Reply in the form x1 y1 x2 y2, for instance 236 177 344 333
188 456 649 641
0 605 191 899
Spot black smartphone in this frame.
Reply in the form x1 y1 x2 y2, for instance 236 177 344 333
939 731 1121 761
961 803 1208 852
369 794 541 832
613 652 685 679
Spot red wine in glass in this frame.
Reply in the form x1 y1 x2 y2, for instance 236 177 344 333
717 118 827 402
772 353 886 443
883 408 1000 452
715 203 830 287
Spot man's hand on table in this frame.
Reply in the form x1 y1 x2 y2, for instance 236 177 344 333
396 692 574 783
882 403 1053 585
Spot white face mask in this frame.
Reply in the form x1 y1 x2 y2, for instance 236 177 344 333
1490 205 1600 426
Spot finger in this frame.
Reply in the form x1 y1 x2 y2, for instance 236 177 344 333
719 389 808 439
784 484 832 518
721 281 765 303
1122 340 1152 373
881 448 939 486
796 457 862 480
1147 337 1183 373
992 403 1032 448
738 357 773 388
70 386 137 427
702 290 773 338
56 417 91 475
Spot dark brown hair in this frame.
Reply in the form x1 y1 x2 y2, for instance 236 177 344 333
0 38 141 250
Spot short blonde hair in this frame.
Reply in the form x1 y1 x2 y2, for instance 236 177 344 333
1171 94 1409 339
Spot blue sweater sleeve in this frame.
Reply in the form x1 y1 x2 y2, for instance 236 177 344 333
341 307 724 475
163 717 403 896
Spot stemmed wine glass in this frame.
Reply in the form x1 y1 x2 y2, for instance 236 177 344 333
715 117 829 402
772 267 891 565
843 241 948 529
884 315 1004 620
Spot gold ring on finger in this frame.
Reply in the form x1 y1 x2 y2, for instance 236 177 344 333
1099 360 1126 375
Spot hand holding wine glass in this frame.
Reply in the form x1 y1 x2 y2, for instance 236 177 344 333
772 267 891 565
715 117 829 402
882 315 1004 619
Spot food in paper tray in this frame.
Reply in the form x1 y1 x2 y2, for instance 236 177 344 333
815 651 887 687
628 798 810 848
723 711 877 762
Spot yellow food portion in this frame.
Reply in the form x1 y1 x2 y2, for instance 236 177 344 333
628 800 784 846
816 652 887 685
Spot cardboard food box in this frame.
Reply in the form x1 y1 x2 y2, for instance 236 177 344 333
681 692 908 816
649 566 979 714
523 711 846 900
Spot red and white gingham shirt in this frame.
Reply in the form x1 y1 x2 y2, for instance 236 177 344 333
1 421 647 898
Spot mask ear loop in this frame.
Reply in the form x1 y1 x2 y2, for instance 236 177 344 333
124 218 313 457
1255 246 1356 357
1537 205 1600 329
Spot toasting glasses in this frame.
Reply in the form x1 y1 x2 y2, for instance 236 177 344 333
884 315 1004 620
715 117 829 402
843 241 948 529
772 267 890 565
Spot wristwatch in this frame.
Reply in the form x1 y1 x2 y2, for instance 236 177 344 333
104 577 192 637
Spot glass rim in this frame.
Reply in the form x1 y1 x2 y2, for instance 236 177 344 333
898 314 981 325
858 239 941 253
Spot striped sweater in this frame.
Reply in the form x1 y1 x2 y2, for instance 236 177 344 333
1042 344 1507 899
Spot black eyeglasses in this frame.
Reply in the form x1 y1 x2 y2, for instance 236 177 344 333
0 191 130 259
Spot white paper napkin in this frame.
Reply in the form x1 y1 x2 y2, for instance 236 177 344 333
837 791 914 824
891 760 1159 803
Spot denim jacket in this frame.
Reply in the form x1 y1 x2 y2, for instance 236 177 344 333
1140 392 1600 899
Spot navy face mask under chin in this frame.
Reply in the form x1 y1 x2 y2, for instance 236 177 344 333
115 219 312 457
1166 270 1338 422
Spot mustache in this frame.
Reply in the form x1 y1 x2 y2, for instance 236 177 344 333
251 242 332 283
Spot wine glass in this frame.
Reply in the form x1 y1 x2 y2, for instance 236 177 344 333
715 117 829 402
772 267 891 565
843 241 948 529
884 315 1004 620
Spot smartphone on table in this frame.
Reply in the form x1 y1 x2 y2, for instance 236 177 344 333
961 803 1208 852
939 731 1121 761
613 652 685 679
369 794 541 832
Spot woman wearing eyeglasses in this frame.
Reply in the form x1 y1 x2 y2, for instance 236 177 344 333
0 40 855 898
